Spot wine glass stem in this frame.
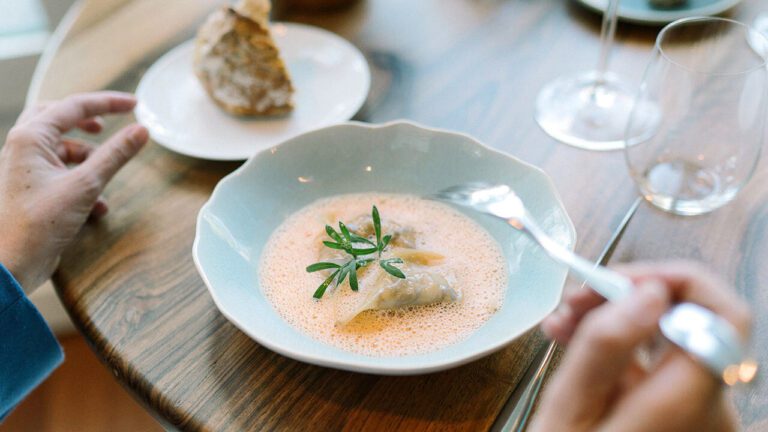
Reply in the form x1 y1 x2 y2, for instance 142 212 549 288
595 0 620 85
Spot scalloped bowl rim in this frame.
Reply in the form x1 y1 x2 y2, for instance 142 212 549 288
193 120 576 375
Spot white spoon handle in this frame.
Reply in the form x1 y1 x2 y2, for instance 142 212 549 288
514 213 633 302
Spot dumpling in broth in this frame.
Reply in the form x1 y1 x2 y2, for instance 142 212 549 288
315 213 419 262
345 214 418 248
337 268 460 325
390 247 445 266
314 212 459 324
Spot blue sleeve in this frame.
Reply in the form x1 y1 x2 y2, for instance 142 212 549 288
0 264 63 420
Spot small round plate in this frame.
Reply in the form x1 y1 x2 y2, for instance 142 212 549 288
577 0 742 25
135 23 370 161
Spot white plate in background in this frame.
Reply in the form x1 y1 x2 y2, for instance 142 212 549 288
577 0 742 25
135 22 370 160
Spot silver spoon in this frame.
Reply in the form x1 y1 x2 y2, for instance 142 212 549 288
434 182 752 382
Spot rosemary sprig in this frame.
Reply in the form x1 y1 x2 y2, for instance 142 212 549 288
379 257 406 279
306 205 406 298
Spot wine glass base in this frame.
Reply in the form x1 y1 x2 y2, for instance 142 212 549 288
536 71 641 151
637 160 740 216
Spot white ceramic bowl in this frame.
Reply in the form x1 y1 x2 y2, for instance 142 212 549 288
193 121 575 374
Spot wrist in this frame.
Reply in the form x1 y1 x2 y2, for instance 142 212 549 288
0 220 60 294
0 237 35 294
0 256 28 292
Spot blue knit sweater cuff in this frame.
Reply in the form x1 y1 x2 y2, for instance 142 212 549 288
0 263 64 420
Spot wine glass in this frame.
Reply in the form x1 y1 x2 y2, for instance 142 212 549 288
536 0 653 151
624 17 768 216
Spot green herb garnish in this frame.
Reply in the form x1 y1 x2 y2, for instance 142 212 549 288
306 205 406 298
379 257 406 279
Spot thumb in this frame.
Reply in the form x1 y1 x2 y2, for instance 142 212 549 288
534 280 670 428
76 123 148 189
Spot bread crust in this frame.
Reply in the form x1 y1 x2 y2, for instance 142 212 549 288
194 3 294 116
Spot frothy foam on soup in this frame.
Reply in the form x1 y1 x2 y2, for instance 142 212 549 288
259 193 507 356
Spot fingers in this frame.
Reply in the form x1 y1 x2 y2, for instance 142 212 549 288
77 116 104 133
90 196 109 219
600 353 731 432
536 280 671 427
74 124 148 192
535 261 746 432
543 261 750 346
565 279 670 394
17 102 49 123
57 138 94 164
542 286 605 343
614 261 751 336
34 92 137 134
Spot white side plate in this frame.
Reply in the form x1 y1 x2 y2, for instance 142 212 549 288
577 0 742 25
135 22 371 160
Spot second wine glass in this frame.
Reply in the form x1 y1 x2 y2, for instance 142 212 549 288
624 17 768 215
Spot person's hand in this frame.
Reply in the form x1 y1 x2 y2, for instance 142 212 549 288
529 261 751 432
0 92 148 293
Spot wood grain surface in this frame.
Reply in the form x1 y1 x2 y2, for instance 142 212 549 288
47 0 767 430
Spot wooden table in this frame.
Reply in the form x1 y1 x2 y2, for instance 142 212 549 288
43 0 767 430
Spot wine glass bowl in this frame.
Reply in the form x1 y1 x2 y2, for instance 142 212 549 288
624 17 768 215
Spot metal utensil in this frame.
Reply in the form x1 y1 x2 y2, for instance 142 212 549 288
491 197 641 432
434 182 750 381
